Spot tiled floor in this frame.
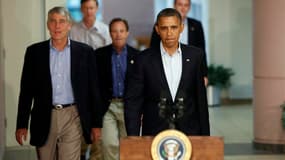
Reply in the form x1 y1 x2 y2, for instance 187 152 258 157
210 104 285 160
210 104 253 144
3 104 285 160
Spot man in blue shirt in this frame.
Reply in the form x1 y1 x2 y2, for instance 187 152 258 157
95 18 139 160
15 6 102 160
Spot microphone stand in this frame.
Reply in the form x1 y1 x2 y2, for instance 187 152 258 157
175 98 184 119
158 97 185 129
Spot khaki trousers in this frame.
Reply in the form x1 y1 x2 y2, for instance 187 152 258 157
36 105 82 160
102 101 127 160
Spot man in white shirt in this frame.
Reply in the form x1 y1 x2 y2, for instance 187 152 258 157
125 8 209 137
150 0 208 86
70 0 111 50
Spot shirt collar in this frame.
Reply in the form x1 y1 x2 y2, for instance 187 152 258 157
49 38 71 50
112 45 127 56
160 42 182 56
183 18 188 25
80 20 98 31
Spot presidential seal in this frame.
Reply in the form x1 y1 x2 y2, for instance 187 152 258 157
151 129 192 160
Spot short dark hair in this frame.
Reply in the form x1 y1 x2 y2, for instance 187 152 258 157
81 0 98 6
174 0 191 5
155 8 182 25
109 18 129 32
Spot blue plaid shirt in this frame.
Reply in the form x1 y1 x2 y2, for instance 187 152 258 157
111 46 127 97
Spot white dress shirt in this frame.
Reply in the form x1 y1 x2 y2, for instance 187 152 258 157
160 42 182 101
180 19 188 45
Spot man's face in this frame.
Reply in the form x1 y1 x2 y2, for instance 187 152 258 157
81 0 98 21
174 0 190 20
110 21 129 49
155 16 183 49
47 13 71 41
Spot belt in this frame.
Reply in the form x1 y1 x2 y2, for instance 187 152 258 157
53 103 76 110
111 97 123 102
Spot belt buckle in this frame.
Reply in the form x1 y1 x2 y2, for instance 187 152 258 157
55 104 63 110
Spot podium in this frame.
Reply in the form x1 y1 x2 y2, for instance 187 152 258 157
120 136 224 160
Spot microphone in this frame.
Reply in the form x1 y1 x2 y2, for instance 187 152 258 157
158 90 185 129
158 90 169 119
174 91 185 119
158 97 167 119
159 90 176 129
175 98 184 119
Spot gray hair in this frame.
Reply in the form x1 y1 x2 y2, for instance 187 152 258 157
48 6 72 23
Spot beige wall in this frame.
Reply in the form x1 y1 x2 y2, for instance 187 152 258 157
208 0 253 99
2 0 45 147
0 0 5 158
103 0 156 49
103 0 154 37
2 0 66 147
1 0 68 148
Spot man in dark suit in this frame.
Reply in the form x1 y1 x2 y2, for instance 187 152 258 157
125 8 209 136
150 0 208 85
15 7 102 160
95 18 139 160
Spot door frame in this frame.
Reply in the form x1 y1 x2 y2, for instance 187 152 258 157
0 0 6 158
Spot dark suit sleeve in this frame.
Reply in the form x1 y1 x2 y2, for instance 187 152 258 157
195 21 206 52
201 49 208 77
89 49 103 128
150 26 161 48
188 18 208 77
196 50 210 135
124 54 144 136
16 47 34 129
195 21 208 77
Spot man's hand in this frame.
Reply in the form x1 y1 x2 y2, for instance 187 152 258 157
204 77 208 86
15 128 28 145
91 128 101 143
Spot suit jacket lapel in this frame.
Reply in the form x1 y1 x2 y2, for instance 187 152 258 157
126 45 136 76
187 18 194 45
42 40 54 101
70 40 79 85
175 44 190 100
152 48 173 102
43 41 51 78
106 46 113 83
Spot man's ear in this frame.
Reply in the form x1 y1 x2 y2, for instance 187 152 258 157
66 22 72 31
155 25 159 35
